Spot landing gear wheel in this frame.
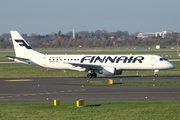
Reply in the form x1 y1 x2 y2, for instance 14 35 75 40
155 74 158 77
91 73 97 78
87 73 92 78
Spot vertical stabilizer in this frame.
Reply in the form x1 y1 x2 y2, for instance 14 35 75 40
10 31 43 58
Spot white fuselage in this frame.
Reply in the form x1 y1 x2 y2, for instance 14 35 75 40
26 54 175 71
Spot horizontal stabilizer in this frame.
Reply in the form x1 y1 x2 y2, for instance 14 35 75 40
5 56 29 61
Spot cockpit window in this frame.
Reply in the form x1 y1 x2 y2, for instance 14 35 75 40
160 58 167 61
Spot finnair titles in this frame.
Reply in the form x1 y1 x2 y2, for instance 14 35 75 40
7 31 176 78
80 56 144 63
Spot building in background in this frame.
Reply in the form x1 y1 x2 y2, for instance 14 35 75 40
137 30 173 38
73 28 76 39
137 33 156 38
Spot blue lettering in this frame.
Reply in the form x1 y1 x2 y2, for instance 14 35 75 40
94 56 104 63
116 56 128 63
132 56 144 63
80 56 144 63
127 56 134 63
90 56 95 63
105 56 117 63
80 56 91 63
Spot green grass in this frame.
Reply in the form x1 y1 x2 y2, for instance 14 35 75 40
0 51 15 61
0 61 180 78
0 63 87 78
67 81 180 86
0 101 180 120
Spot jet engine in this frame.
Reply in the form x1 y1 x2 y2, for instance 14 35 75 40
99 66 122 75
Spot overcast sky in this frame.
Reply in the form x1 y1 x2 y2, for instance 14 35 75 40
1 0 180 35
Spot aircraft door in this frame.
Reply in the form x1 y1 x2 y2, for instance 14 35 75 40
42 57 46 65
151 57 155 66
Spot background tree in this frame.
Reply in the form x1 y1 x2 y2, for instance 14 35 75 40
52 37 62 47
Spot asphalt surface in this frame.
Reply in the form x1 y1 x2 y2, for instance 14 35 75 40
0 76 180 103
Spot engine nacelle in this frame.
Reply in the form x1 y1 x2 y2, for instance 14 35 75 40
99 66 122 75
115 70 122 75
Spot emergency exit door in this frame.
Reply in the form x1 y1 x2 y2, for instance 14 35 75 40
151 57 155 66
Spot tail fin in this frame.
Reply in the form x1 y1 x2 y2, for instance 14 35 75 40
10 31 43 58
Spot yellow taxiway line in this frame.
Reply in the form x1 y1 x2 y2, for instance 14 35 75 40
4 79 33 82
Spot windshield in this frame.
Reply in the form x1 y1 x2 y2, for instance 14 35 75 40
159 57 167 61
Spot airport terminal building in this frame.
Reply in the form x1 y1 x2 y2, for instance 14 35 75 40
137 30 173 38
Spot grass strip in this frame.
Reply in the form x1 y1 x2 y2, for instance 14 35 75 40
67 81 180 86
0 101 180 120
0 61 180 78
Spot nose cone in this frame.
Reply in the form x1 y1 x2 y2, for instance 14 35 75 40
168 62 176 69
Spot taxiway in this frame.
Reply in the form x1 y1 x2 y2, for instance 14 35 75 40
0 76 180 103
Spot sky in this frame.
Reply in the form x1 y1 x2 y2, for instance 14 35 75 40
0 0 180 35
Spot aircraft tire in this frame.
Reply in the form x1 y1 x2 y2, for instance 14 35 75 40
87 73 92 78
91 73 97 78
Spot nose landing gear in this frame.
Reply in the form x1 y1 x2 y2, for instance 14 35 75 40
155 74 158 77
154 70 159 77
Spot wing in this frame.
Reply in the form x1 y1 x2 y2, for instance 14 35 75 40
65 62 103 70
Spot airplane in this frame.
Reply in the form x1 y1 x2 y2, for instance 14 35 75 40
6 31 176 78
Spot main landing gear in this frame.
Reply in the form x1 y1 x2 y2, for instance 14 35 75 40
87 73 97 78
